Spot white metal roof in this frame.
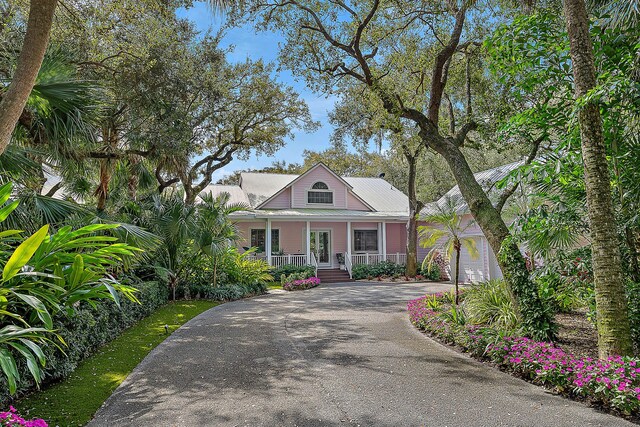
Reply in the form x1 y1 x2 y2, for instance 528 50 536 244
239 172 297 207
201 166 410 215
343 177 409 213
421 161 523 215
197 184 251 205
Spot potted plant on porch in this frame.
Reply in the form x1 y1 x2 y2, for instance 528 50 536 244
336 252 345 270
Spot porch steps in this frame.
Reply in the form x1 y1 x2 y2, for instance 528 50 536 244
317 268 353 284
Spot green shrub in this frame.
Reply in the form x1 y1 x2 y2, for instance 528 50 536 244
0 279 169 405
421 264 441 281
535 272 589 313
351 261 405 280
272 264 315 280
463 279 519 332
626 281 640 351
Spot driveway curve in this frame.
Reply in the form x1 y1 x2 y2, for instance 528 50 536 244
89 282 632 426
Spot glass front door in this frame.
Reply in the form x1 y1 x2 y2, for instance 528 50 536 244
310 230 331 266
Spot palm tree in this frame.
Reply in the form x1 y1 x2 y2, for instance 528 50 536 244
563 0 633 357
0 0 236 155
194 192 249 287
419 204 479 305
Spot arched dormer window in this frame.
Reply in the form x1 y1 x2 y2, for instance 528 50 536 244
308 181 333 204
311 182 329 190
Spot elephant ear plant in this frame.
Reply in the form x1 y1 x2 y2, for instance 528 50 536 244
0 182 141 394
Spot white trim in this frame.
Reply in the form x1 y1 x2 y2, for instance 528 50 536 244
305 221 311 264
347 221 352 254
306 181 335 206
249 226 281 254
382 221 387 258
255 162 376 211
232 213 409 221
266 219 272 265
352 229 379 253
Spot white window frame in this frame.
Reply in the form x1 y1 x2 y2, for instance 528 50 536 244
306 181 334 206
353 229 378 253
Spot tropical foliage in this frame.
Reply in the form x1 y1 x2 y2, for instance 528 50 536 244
0 183 139 393
419 204 479 304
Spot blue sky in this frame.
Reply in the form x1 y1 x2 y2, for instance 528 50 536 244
176 2 339 182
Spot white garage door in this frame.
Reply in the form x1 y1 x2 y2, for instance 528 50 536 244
453 236 485 283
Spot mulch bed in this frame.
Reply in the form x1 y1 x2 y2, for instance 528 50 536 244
555 310 599 360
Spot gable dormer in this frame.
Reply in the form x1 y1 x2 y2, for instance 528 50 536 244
256 163 374 211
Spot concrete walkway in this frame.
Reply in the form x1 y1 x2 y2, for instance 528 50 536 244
89 282 633 426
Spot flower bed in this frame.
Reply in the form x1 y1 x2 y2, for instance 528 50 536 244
283 277 321 291
1 406 47 427
408 293 640 416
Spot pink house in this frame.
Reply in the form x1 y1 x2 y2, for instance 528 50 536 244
202 162 510 283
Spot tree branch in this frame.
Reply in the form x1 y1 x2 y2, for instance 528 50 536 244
495 135 545 213
427 7 467 127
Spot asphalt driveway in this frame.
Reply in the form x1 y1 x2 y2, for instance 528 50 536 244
88 282 633 426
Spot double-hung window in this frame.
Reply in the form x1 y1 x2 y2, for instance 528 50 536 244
307 181 333 204
250 229 280 253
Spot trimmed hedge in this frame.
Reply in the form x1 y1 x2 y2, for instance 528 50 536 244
351 261 406 280
2 279 267 406
271 264 315 282
1 280 169 405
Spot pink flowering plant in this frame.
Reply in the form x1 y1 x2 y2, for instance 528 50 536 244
0 406 47 427
283 277 320 291
408 292 640 415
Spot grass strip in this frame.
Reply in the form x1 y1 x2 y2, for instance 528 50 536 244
16 300 219 427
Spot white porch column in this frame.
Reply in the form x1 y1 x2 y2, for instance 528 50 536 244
382 221 387 259
346 221 352 255
266 218 272 266
377 223 382 255
306 221 311 263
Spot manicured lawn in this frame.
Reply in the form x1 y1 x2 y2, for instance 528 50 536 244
16 300 219 427
265 281 282 291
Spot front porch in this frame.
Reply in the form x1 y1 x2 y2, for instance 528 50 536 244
238 219 408 278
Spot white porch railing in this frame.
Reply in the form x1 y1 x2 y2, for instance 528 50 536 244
349 252 406 266
310 252 318 276
345 251 353 279
270 254 309 268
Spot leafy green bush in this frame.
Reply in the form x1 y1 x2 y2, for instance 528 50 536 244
180 248 272 299
272 264 315 281
351 261 405 280
626 281 640 352
0 280 168 405
0 183 141 394
420 264 441 281
535 272 590 313
463 280 519 332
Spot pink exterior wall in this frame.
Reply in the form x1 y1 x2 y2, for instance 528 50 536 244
236 221 267 251
385 223 407 254
274 221 305 254
291 166 348 209
261 188 291 209
346 192 370 211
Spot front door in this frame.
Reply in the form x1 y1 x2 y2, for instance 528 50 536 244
310 230 331 268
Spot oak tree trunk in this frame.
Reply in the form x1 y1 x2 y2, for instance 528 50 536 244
563 0 632 357
0 0 57 154
431 137 553 339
